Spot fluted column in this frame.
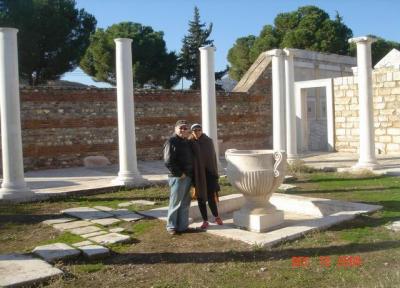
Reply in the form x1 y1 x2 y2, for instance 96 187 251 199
199 46 220 168
0 28 33 201
266 49 286 151
349 36 379 169
284 48 298 161
113 38 144 186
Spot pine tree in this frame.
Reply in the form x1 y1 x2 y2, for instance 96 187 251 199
179 6 213 89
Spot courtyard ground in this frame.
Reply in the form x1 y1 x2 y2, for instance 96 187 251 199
1 172 399 288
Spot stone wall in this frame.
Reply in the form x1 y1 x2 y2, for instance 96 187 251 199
333 67 400 154
6 87 271 171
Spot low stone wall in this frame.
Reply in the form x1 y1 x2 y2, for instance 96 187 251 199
2 88 271 171
333 67 400 154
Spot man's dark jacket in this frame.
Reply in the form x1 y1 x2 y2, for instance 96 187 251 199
163 134 193 178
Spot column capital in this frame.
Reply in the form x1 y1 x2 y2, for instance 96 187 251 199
265 49 284 57
114 38 133 44
0 27 18 34
348 36 377 45
283 48 294 58
199 45 216 52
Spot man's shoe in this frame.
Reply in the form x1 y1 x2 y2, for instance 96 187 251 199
167 229 176 235
215 217 223 225
200 221 209 229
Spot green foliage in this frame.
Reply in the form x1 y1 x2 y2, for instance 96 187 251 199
0 0 96 85
179 6 213 89
80 22 179 88
228 6 353 81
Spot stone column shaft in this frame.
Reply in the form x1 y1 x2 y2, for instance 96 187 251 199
266 49 286 151
199 46 220 168
0 28 32 201
349 36 378 169
284 48 298 160
113 38 143 186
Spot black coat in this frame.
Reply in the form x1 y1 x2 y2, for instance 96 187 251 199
163 134 193 178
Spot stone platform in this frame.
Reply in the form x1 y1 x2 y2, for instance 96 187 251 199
141 193 382 247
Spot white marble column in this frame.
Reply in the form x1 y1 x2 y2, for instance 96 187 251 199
349 36 379 169
113 38 144 186
266 49 286 151
0 28 33 201
199 46 220 168
283 48 298 161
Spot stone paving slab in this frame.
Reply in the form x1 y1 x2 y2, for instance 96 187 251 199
90 217 121 226
88 233 131 245
81 230 108 239
41 217 76 226
52 220 93 231
278 184 297 192
130 200 156 206
32 243 81 262
386 221 400 232
109 227 125 233
118 202 133 207
80 245 110 259
61 207 113 220
93 206 114 212
72 240 93 247
116 212 144 222
109 209 131 217
68 225 102 236
0 253 63 287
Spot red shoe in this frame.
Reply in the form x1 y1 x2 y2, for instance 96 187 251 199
215 216 223 225
200 221 209 229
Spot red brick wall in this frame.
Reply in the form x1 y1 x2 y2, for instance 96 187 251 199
7 87 271 170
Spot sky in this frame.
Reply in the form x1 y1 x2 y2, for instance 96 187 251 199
62 0 400 88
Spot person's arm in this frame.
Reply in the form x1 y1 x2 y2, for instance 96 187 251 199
163 139 183 177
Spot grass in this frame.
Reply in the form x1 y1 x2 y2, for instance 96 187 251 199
0 171 399 287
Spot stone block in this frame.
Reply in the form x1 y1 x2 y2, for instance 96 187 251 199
68 225 102 236
118 202 133 207
117 212 144 222
233 210 284 233
41 217 76 226
90 218 121 226
72 241 93 247
0 254 63 287
88 233 131 245
83 155 110 168
278 184 297 192
387 143 400 152
52 220 93 231
94 206 114 212
379 136 392 143
61 207 113 220
81 230 108 239
130 200 156 206
79 245 110 259
109 227 125 233
33 243 81 262
387 128 400 135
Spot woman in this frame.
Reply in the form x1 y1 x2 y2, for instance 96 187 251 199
190 123 223 229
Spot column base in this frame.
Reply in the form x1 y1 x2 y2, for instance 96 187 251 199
0 185 34 202
112 171 150 188
233 209 284 232
352 160 380 171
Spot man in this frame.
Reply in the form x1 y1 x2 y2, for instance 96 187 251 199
163 120 193 234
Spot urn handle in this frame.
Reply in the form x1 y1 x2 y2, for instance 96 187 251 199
273 151 283 177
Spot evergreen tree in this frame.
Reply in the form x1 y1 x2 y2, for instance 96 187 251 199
179 6 213 89
0 0 96 85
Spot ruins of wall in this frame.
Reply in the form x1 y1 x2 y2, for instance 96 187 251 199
333 67 400 154
6 88 271 170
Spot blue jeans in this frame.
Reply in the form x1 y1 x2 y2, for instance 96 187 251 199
166 176 192 232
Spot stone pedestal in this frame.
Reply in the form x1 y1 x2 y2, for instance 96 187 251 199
349 36 379 170
0 28 33 201
113 38 146 187
233 210 284 232
199 45 221 168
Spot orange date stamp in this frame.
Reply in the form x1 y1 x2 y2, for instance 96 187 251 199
291 255 362 268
